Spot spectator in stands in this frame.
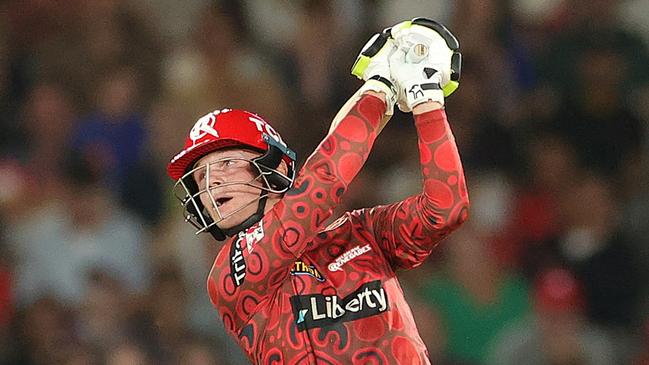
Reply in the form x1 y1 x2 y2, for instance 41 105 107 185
488 267 616 365
9 153 149 306
523 173 643 332
419 221 531 364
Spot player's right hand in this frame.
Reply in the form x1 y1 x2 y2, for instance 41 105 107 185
351 29 398 115
389 18 462 112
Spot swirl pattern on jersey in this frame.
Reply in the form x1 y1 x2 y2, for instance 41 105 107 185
206 96 469 364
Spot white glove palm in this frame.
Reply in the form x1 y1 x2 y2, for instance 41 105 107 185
389 18 461 112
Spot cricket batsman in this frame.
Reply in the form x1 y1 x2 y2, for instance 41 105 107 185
167 18 469 364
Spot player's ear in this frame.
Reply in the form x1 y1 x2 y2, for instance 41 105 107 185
277 160 289 176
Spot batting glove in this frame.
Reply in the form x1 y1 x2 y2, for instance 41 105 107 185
389 18 462 112
351 29 398 115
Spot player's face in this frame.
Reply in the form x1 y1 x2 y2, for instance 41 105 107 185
192 148 265 229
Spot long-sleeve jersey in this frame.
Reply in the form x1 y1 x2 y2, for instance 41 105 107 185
207 95 469 364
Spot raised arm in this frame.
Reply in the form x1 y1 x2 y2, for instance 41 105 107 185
367 102 469 269
363 18 469 269
255 29 401 267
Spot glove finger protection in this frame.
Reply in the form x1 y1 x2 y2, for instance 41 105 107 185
351 29 398 115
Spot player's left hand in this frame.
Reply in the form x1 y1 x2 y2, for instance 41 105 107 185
351 29 398 115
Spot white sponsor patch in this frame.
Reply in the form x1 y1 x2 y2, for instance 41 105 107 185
328 244 372 272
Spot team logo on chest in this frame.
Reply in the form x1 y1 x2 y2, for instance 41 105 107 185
243 221 264 253
290 261 325 282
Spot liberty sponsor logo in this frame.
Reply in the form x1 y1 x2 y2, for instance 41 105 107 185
229 236 246 287
243 221 264 253
291 280 388 331
328 244 371 272
290 261 325 282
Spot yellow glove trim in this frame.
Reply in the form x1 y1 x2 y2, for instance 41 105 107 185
351 56 371 79
443 81 459 97
391 20 413 34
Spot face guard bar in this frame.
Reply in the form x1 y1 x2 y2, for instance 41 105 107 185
173 150 294 239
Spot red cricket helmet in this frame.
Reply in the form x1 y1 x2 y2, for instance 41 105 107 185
167 108 295 180
168 108 296 240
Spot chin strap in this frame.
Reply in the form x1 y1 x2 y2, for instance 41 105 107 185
207 193 268 241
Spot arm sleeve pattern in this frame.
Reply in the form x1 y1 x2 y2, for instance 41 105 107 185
368 108 469 270
208 94 387 334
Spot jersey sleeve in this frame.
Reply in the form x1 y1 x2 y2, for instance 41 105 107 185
365 108 469 270
207 94 388 336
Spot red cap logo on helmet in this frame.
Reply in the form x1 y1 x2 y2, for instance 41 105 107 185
189 109 225 142
167 108 294 181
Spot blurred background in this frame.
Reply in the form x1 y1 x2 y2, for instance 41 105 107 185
1 0 649 364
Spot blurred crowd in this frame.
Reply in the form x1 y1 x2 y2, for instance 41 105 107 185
1 0 649 364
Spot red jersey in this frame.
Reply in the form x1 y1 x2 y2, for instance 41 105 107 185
207 95 469 364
